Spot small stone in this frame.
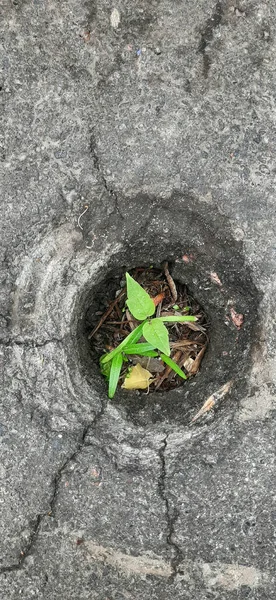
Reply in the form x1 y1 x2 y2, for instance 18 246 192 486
234 7 245 17
110 8 120 29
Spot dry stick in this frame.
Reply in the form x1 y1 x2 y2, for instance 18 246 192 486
163 261 177 303
171 340 205 349
88 289 126 339
155 350 183 390
104 320 137 326
114 301 122 319
184 321 206 333
125 309 137 332
156 300 163 318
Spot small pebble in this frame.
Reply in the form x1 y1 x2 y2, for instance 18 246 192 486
234 7 245 17
110 8 120 29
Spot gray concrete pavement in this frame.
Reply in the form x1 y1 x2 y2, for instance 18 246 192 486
1 1 276 598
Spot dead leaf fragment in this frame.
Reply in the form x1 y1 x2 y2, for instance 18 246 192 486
152 292 165 307
191 380 233 423
183 356 195 373
210 272 223 287
230 307 244 329
189 346 206 375
122 363 154 390
182 253 195 263
133 357 165 373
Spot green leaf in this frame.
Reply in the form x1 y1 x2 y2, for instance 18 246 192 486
125 272 155 321
158 316 197 323
108 353 123 399
143 319 170 356
124 343 158 357
100 360 112 380
100 322 145 365
124 342 155 353
160 353 187 380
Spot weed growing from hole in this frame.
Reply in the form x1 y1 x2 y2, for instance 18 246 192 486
100 273 197 398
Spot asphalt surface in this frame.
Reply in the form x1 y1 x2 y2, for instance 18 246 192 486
1 1 276 598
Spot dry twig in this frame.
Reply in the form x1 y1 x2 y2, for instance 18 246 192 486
154 350 183 389
88 289 126 339
163 261 177 302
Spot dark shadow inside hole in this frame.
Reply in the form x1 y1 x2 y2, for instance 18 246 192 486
74 206 260 428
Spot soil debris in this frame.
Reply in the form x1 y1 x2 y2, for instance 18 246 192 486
210 271 223 287
230 307 244 330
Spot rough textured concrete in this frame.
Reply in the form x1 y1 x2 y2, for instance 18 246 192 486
1 0 276 598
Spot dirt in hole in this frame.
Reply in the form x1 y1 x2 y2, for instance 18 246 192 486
88 264 210 393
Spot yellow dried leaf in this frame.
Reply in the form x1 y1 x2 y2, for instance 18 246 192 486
122 363 154 390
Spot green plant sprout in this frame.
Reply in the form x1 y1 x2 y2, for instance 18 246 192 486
100 272 197 398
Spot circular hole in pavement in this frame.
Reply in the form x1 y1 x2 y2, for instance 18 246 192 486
74 194 260 427
76 265 258 428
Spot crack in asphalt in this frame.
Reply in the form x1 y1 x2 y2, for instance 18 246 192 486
158 436 182 579
90 134 124 219
0 406 106 574
198 1 224 78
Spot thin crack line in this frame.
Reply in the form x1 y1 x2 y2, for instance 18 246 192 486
158 436 182 579
90 134 124 219
198 1 224 78
0 514 42 573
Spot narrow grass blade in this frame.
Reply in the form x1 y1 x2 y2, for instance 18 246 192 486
108 353 123 399
101 360 112 379
124 343 158 357
158 316 197 323
101 322 145 365
160 353 187 380
126 350 158 357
